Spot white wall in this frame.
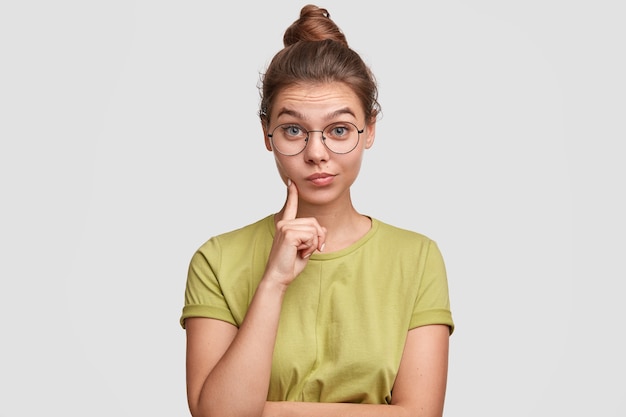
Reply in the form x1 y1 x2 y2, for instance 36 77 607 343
1 1 624 416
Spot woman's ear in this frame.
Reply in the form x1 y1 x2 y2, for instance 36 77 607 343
364 119 376 149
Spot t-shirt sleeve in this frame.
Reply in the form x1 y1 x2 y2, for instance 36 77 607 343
409 240 455 334
179 237 237 329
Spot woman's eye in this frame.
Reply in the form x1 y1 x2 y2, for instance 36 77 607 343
329 124 352 138
284 125 303 136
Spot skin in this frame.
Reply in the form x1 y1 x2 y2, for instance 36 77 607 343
185 82 450 417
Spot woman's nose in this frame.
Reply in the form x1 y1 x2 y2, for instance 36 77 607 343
303 131 330 163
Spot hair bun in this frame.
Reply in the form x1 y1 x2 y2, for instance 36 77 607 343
283 4 348 47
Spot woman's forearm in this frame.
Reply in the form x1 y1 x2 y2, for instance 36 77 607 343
263 401 414 417
195 279 287 417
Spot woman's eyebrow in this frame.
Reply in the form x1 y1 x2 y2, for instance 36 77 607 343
275 108 306 120
325 107 357 120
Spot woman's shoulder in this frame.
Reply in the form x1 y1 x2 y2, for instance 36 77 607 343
197 215 274 252
218 214 274 239
371 217 435 245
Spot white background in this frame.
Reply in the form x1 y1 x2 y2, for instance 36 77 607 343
1 1 624 416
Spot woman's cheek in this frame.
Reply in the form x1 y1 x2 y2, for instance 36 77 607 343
273 156 293 182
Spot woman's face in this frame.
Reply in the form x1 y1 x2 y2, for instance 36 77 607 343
263 82 375 207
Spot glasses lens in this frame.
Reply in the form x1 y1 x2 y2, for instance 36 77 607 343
323 122 360 154
271 124 308 155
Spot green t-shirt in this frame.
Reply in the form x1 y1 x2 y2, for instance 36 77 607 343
180 215 454 404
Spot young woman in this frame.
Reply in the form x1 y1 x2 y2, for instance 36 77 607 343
180 5 454 417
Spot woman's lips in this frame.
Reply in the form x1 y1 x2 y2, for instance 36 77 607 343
307 173 335 186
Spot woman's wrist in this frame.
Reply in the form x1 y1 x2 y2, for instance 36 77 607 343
259 273 292 295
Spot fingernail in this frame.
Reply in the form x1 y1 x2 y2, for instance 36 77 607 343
287 178 292 186
320 243 325 252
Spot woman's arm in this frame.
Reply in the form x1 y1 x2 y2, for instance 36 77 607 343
185 278 286 417
391 324 450 416
262 324 451 417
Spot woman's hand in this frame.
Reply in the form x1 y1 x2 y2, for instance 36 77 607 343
264 179 326 287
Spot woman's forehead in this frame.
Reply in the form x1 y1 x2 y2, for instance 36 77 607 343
273 82 361 120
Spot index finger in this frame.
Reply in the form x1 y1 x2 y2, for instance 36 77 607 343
283 178 298 220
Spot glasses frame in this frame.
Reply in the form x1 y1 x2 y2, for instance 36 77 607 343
267 121 364 156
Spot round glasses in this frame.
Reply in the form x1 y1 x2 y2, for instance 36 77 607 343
268 121 364 156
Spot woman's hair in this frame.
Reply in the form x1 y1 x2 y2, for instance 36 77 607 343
259 4 381 125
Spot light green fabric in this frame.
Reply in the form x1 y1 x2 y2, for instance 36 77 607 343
181 215 454 404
